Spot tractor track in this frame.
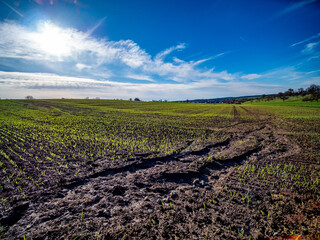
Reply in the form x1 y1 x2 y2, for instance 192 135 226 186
2 106 318 240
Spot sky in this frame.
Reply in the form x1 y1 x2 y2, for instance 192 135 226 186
0 0 319 100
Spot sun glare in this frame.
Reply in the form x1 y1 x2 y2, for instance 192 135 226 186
34 22 72 58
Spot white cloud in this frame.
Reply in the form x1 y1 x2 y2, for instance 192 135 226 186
241 74 262 80
0 21 236 83
126 74 155 82
302 41 319 53
155 43 186 61
1 21 316 100
0 21 117 63
0 71 290 100
75 63 92 71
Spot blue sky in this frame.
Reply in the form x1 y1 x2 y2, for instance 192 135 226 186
0 0 319 100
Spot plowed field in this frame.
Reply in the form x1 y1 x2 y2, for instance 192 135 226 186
0 100 319 239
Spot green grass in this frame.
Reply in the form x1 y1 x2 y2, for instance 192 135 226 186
244 95 320 107
243 96 320 118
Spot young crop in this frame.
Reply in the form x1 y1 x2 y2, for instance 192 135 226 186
0 99 319 239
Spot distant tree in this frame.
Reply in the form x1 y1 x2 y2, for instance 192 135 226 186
307 84 320 102
85 97 89 99
297 88 304 96
134 98 140 101
96 97 100 99
278 92 288 102
266 95 272 102
261 94 266 101
25 95 34 99
285 88 294 96
129 98 132 101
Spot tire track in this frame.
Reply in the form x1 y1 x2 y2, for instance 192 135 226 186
4 110 311 239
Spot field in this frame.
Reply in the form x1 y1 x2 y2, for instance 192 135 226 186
0 99 319 239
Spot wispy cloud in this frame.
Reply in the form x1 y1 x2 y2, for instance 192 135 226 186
241 74 262 80
0 20 239 83
154 43 186 60
291 32 320 47
302 41 319 53
75 63 92 71
1 20 316 100
0 71 281 100
192 51 233 66
290 33 320 66
86 16 107 36
272 0 317 20
125 74 155 82
1 0 24 17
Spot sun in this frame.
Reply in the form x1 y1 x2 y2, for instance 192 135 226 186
34 22 72 58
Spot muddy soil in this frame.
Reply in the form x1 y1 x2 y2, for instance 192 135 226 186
1 107 319 239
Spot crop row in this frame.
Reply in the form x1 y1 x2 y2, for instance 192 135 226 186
0 100 239 205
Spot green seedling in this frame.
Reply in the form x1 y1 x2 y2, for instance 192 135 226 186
238 229 244 238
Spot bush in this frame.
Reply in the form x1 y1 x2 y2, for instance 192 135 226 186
302 96 313 102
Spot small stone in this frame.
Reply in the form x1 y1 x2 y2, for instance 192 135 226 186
205 185 211 190
200 180 207 186
171 192 178 199
157 198 162 204
26 224 33 229
103 209 110 217
144 196 149 201
193 235 199 240
192 185 196 189
163 197 170 203
193 179 200 186
179 178 184 183
103 222 108 227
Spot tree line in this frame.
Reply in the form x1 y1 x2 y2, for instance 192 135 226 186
261 84 320 102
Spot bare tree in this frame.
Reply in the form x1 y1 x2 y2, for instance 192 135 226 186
25 95 34 99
